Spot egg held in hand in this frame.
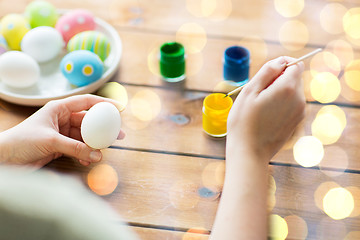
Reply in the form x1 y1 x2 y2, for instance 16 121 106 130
21 26 64 62
81 102 121 149
0 51 40 88
60 50 104 87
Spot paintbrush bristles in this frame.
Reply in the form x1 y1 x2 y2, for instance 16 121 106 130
224 48 323 98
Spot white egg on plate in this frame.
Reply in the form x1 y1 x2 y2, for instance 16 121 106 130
21 26 64 63
0 51 40 88
81 102 121 149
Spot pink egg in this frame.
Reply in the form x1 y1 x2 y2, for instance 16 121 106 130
55 9 95 43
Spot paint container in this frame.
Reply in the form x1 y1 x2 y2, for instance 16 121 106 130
202 93 233 137
160 42 185 82
223 46 250 86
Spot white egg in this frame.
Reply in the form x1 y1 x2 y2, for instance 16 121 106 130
0 51 40 88
21 26 64 62
81 102 121 149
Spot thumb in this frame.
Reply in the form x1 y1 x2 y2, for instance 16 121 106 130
54 135 102 162
248 57 287 93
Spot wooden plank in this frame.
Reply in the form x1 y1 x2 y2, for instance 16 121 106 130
1 84 360 171
130 226 209 240
2 0 356 49
45 148 360 239
115 29 360 105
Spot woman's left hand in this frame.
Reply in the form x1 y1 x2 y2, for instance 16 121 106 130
0 94 125 168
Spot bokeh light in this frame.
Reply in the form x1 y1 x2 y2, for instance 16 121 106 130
186 0 232 20
284 215 308 240
314 181 340 211
147 45 161 77
302 70 316 101
274 0 304 18
326 40 354 67
344 60 360 91
340 74 360 102
346 186 360 218
207 0 232 21
87 164 118 196
238 35 268 66
201 161 225 192
343 8 360 40
310 72 341 103
293 136 324 167
268 175 276 212
311 105 346 145
319 146 348 177
129 90 162 122
323 187 354 220
169 180 200 210
320 3 347 34
97 82 128 111
279 20 309 51
268 214 288 240
176 23 207 54
310 51 341 77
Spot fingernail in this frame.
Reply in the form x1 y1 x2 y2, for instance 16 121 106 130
90 151 102 162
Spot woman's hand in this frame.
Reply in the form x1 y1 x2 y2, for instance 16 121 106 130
227 56 306 162
0 94 125 168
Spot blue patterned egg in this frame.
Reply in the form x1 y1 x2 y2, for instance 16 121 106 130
67 31 111 62
60 50 104 87
0 35 8 55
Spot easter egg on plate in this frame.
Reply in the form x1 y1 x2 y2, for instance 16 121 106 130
25 0 58 28
55 9 95 43
0 51 40 88
0 35 8 55
0 14 30 50
21 26 64 62
67 31 111 62
81 102 121 149
60 50 104 87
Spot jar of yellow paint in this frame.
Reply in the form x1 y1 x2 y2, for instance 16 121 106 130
202 93 233 137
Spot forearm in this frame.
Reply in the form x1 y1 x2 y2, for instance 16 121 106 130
210 140 269 240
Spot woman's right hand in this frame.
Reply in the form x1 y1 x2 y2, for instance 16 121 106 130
226 56 306 162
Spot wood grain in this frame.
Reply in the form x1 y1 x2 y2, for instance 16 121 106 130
45 149 360 239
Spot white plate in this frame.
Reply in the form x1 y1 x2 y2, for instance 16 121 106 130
0 17 122 106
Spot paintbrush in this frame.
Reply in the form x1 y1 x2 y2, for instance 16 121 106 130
223 48 323 98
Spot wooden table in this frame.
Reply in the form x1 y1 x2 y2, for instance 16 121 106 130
1 0 360 239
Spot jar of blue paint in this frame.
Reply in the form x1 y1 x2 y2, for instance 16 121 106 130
223 46 250 86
